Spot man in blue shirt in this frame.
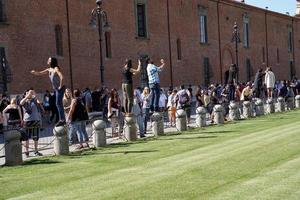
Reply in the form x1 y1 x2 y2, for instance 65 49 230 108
146 58 165 112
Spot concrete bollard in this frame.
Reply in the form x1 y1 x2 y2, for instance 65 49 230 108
276 97 285 112
92 120 107 147
124 116 137 141
229 101 241 121
151 112 164 136
53 126 69 155
265 98 275 114
254 98 264 116
243 101 252 119
196 107 207 127
176 109 187 131
213 105 224 125
295 95 300 109
286 97 295 110
4 130 22 166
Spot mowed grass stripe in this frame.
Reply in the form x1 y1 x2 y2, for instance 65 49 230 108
13 117 300 199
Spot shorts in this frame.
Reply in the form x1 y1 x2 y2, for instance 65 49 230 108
21 121 40 141
168 107 176 115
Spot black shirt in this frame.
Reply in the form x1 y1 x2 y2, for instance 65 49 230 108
122 68 133 84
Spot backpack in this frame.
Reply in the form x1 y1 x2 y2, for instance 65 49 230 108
74 98 89 121
178 90 190 105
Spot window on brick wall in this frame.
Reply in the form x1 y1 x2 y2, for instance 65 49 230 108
262 46 265 63
243 13 250 48
246 58 252 82
288 26 293 53
177 38 182 60
198 6 208 44
276 48 280 64
135 0 148 38
203 57 210 86
105 31 112 58
55 25 63 57
0 0 6 22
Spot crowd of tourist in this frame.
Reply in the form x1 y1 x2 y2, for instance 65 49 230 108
1 56 300 157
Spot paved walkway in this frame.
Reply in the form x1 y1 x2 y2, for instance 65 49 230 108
0 115 200 166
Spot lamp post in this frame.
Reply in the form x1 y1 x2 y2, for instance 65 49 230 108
231 22 241 82
90 0 109 87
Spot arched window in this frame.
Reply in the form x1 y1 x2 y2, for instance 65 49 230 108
105 32 112 58
177 38 182 60
55 25 63 56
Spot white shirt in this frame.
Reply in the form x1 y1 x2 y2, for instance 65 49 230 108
159 93 167 108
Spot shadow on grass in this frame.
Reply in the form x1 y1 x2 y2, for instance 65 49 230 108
23 158 61 166
96 150 159 155
157 135 217 141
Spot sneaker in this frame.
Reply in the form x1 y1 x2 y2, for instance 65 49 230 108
140 134 146 138
55 120 66 127
34 151 43 156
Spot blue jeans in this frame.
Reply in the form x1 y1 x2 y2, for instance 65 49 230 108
55 86 66 121
142 108 150 134
149 83 160 112
229 84 235 101
69 121 89 143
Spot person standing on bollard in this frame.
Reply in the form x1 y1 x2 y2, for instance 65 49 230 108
20 90 43 157
122 59 141 116
147 58 165 112
265 67 276 99
67 89 89 149
31 57 66 126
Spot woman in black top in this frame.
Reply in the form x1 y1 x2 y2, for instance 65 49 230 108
3 98 23 128
122 59 141 115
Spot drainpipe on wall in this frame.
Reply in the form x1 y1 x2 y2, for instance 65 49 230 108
166 0 173 87
65 0 74 91
217 0 223 83
292 18 296 76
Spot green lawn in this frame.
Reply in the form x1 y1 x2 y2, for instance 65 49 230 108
1 111 300 200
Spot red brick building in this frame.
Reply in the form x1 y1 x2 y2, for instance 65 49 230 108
0 0 300 94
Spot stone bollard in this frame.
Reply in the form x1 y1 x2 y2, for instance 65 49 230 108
92 120 107 147
229 101 241 121
124 116 137 141
243 101 252 119
4 130 22 166
53 126 69 155
265 98 275 114
196 107 207 127
213 105 224 125
254 98 264 116
286 97 295 110
176 109 187 131
295 95 300 109
276 97 285 112
151 112 164 136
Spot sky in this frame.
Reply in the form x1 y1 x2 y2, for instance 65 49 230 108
245 0 297 15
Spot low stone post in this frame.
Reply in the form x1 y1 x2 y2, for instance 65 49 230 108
254 98 264 116
124 116 137 141
151 112 164 136
229 101 240 121
196 107 207 127
176 109 187 131
243 101 252 119
4 130 22 166
295 95 300 109
213 105 224 125
53 126 69 155
276 97 285 112
286 97 295 110
92 120 107 147
265 98 275 114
